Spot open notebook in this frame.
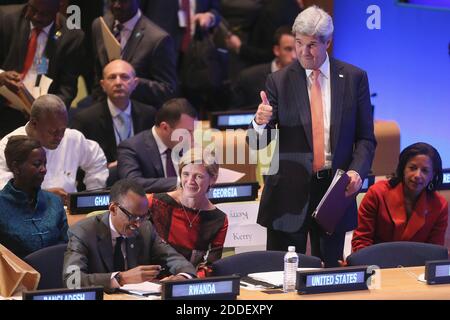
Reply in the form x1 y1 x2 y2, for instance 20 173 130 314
119 281 161 296
242 268 320 289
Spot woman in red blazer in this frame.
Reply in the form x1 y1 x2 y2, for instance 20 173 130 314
352 142 448 252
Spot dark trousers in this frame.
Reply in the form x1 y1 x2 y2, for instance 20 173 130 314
266 173 346 268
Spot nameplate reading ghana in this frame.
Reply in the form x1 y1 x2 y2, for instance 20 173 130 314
77 194 110 208
297 266 371 294
425 260 450 284
69 191 110 214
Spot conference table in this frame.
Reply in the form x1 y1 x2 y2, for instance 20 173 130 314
104 266 450 300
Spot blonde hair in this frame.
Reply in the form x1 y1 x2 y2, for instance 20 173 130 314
177 148 219 180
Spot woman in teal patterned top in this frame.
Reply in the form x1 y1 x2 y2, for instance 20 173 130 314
0 135 68 258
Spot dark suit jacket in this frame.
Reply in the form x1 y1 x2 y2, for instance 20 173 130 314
71 100 157 163
239 0 300 66
117 130 177 193
91 13 177 108
352 180 448 252
249 59 377 234
140 0 220 53
63 212 196 292
0 5 85 107
232 62 271 109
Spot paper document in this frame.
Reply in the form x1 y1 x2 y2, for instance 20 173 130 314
99 17 121 61
216 167 245 184
0 75 52 114
312 169 354 235
0 86 33 114
119 281 161 296
247 268 320 287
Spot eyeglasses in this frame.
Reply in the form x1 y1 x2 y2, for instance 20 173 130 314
116 203 151 223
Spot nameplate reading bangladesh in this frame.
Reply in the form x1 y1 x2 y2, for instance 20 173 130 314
297 266 373 294
23 287 104 300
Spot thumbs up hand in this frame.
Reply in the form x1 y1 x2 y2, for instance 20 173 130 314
255 91 273 125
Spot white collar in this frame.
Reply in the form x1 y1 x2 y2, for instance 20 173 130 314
305 53 330 79
107 98 132 118
151 126 169 155
271 59 280 73
30 21 54 35
118 9 142 31
109 212 123 239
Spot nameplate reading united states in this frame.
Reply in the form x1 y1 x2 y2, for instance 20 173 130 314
297 266 374 294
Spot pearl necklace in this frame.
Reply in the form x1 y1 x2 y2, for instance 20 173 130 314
181 203 201 228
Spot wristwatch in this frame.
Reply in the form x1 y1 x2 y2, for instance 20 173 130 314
114 272 123 286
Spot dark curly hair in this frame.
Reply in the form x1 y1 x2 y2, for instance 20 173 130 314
4 135 42 172
389 142 443 192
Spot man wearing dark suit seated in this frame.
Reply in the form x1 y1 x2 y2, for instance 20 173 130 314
117 98 197 193
71 60 157 169
91 0 177 109
232 26 296 109
63 179 196 292
0 0 84 137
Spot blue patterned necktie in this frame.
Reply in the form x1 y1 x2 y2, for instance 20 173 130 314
116 112 130 142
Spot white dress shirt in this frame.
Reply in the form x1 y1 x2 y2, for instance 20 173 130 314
110 214 128 269
252 54 332 169
0 125 109 192
117 9 142 51
22 22 53 95
107 98 134 145
305 54 331 169
151 126 180 179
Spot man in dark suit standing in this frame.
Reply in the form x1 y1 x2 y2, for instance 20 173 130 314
71 60 156 168
63 179 196 292
140 0 221 54
117 98 197 193
250 6 376 267
91 0 177 108
0 0 84 137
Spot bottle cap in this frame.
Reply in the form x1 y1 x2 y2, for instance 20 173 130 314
288 246 296 252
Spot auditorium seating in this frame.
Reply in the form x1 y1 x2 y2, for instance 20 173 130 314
211 250 322 276
23 244 67 290
346 241 449 269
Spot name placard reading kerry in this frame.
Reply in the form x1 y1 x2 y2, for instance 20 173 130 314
161 276 240 300
297 266 373 294
208 182 259 204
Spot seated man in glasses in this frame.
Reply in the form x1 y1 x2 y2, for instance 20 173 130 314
63 179 196 292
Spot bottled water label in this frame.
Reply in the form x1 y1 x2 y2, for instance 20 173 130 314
283 255 299 293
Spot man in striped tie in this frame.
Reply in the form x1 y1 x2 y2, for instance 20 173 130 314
250 5 376 267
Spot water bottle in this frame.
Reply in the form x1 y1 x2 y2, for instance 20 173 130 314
283 246 299 293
